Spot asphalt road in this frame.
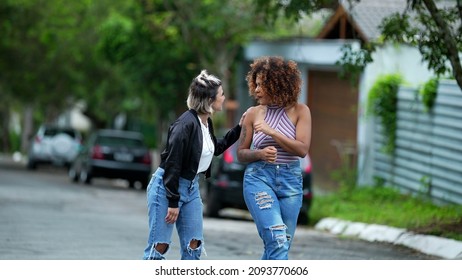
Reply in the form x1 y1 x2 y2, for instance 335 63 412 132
0 155 439 260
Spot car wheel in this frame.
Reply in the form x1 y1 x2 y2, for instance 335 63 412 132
128 180 146 190
79 168 92 184
27 158 37 170
205 188 222 218
128 180 136 189
68 165 79 182
140 178 149 189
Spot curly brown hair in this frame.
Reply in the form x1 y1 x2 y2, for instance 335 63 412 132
246 56 301 107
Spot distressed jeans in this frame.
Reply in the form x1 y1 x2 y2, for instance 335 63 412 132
143 167 204 260
243 160 303 260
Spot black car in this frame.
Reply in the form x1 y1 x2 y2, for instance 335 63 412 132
204 143 313 224
68 129 152 188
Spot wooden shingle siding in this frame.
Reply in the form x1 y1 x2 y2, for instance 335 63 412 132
373 80 462 205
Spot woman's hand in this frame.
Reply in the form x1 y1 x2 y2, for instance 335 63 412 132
254 120 277 136
165 207 179 224
259 146 277 163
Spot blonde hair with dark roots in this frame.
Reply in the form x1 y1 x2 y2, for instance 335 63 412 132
187 70 222 114
246 56 301 107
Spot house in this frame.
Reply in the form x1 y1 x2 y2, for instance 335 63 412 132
239 0 434 190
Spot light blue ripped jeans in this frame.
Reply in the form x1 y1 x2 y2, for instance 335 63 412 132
143 167 204 260
243 160 303 260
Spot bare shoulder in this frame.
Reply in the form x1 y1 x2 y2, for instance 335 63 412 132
245 106 263 121
296 103 311 116
286 103 310 116
295 103 310 111
246 106 260 114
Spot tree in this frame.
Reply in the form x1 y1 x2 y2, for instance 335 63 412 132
0 0 151 151
256 0 462 91
0 0 93 151
255 0 340 22
0 0 279 152
160 0 271 99
379 0 462 89
96 0 199 147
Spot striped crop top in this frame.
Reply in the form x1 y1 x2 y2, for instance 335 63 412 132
253 106 299 163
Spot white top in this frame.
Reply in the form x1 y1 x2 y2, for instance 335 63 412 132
197 117 215 174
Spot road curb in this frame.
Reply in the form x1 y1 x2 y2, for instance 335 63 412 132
315 217 462 259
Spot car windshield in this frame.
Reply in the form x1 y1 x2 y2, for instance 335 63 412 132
96 136 143 147
44 128 77 138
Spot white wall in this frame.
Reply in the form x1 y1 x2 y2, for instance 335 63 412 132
357 44 435 185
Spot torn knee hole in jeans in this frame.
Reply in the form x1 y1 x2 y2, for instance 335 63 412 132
271 225 292 242
188 239 201 250
255 191 274 209
187 239 205 256
270 225 288 247
154 243 169 254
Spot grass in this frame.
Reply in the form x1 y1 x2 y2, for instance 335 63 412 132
307 185 462 241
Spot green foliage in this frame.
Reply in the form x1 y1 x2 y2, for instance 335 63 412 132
162 0 272 99
331 166 358 191
330 141 358 191
211 112 226 131
380 13 418 44
254 0 346 23
378 1 462 91
326 1 462 93
310 186 462 240
0 0 133 127
1 0 292 152
366 74 403 154
97 12 135 64
419 175 431 196
419 77 438 112
9 131 21 152
256 10 331 39
96 1 196 119
336 44 374 86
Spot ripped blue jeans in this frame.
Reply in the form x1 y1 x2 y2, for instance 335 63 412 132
243 160 303 260
143 167 204 260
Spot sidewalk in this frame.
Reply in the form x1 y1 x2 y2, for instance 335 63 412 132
315 217 462 259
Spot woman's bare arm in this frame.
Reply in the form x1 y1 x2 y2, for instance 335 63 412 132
237 106 278 163
253 103 311 157
237 107 259 162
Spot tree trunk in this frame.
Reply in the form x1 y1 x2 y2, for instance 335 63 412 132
21 105 34 154
0 108 11 153
421 0 462 91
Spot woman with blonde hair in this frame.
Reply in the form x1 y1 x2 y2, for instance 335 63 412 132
143 70 245 260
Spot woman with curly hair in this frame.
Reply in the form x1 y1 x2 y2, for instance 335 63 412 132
237 56 312 260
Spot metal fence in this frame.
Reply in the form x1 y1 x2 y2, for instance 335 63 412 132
372 80 462 205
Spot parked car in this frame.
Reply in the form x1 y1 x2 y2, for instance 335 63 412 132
27 125 82 169
204 143 313 224
68 129 152 189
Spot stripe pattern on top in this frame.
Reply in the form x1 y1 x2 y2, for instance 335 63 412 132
253 106 299 164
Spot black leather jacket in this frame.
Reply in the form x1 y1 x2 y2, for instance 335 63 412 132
159 109 241 208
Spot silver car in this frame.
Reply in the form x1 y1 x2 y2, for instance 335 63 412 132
27 125 82 169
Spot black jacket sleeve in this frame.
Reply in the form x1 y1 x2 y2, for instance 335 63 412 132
209 118 242 156
162 120 190 208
